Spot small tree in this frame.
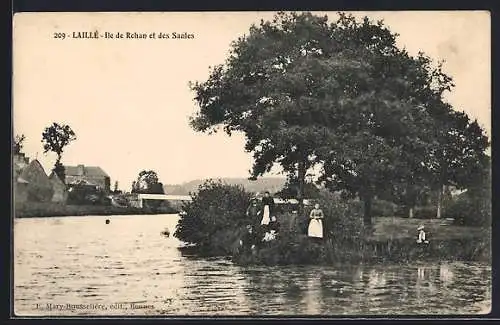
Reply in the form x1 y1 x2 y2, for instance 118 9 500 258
133 170 164 194
13 134 26 154
174 180 252 252
41 123 76 183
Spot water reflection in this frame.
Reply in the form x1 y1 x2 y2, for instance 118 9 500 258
14 215 491 316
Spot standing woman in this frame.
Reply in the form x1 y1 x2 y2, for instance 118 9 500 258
246 198 261 227
260 191 275 228
308 203 324 239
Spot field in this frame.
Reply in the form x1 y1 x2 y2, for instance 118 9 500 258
370 217 488 242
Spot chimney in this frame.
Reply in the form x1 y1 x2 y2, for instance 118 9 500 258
77 164 85 176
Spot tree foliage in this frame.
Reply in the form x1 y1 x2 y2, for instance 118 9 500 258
42 123 76 160
276 176 320 199
13 134 26 154
443 155 491 226
131 170 165 194
174 180 252 251
189 11 489 226
41 122 76 182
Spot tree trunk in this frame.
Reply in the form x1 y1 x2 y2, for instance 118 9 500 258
406 185 417 219
297 161 306 215
53 157 66 183
363 194 373 226
436 185 443 219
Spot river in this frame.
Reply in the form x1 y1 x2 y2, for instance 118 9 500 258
14 214 491 316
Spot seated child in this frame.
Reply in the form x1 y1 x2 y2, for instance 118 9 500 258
416 225 429 244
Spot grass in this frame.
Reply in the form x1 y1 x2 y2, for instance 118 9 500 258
232 215 491 266
369 217 488 242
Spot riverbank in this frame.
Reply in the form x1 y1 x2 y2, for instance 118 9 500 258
231 215 490 266
14 202 179 218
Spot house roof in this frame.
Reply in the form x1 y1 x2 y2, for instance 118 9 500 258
20 159 47 178
49 172 65 184
19 159 52 188
65 165 109 177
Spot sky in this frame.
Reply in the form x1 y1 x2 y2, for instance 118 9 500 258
13 11 491 190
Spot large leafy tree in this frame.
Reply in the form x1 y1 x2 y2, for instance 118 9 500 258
190 12 344 212
189 11 488 226
426 105 489 218
41 122 76 183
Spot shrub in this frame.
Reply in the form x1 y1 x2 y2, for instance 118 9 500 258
414 206 438 219
371 199 398 217
174 180 252 252
444 190 491 227
304 190 364 243
67 183 110 205
235 190 365 265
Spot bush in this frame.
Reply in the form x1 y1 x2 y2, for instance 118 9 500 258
444 190 491 227
234 190 365 265
67 183 110 206
414 206 438 219
303 190 364 242
234 228 327 265
173 180 252 253
371 199 398 217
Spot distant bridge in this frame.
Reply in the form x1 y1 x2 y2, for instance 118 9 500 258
134 194 311 208
136 194 192 208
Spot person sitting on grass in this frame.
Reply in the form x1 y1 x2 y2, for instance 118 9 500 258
416 225 429 244
239 225 257 254
268 215 280 233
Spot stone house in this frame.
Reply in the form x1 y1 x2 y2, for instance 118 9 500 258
16 158 54 202
64 164 111 193
49 172 68 203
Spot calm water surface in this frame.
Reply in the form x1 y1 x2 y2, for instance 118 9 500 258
14 214 491 316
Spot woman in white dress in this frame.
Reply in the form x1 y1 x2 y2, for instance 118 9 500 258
308 203 324 239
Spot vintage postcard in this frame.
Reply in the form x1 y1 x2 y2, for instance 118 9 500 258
12 11 491 317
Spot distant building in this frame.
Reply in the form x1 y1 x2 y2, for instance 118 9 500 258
17 158 54 202
13 153 30 203
49 172 68 203
64 164 111 193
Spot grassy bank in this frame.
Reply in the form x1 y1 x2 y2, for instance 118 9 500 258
231 215 490 266
14 201 178 218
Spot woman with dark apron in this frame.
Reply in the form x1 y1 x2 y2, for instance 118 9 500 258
260 191 275 230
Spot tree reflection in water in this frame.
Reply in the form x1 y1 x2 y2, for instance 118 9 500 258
236 262 490 315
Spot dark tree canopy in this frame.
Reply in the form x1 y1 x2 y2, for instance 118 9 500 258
42 123 77 160
276 176 320 199
132 170 165 194
41 122 76 183
189 12 490 225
